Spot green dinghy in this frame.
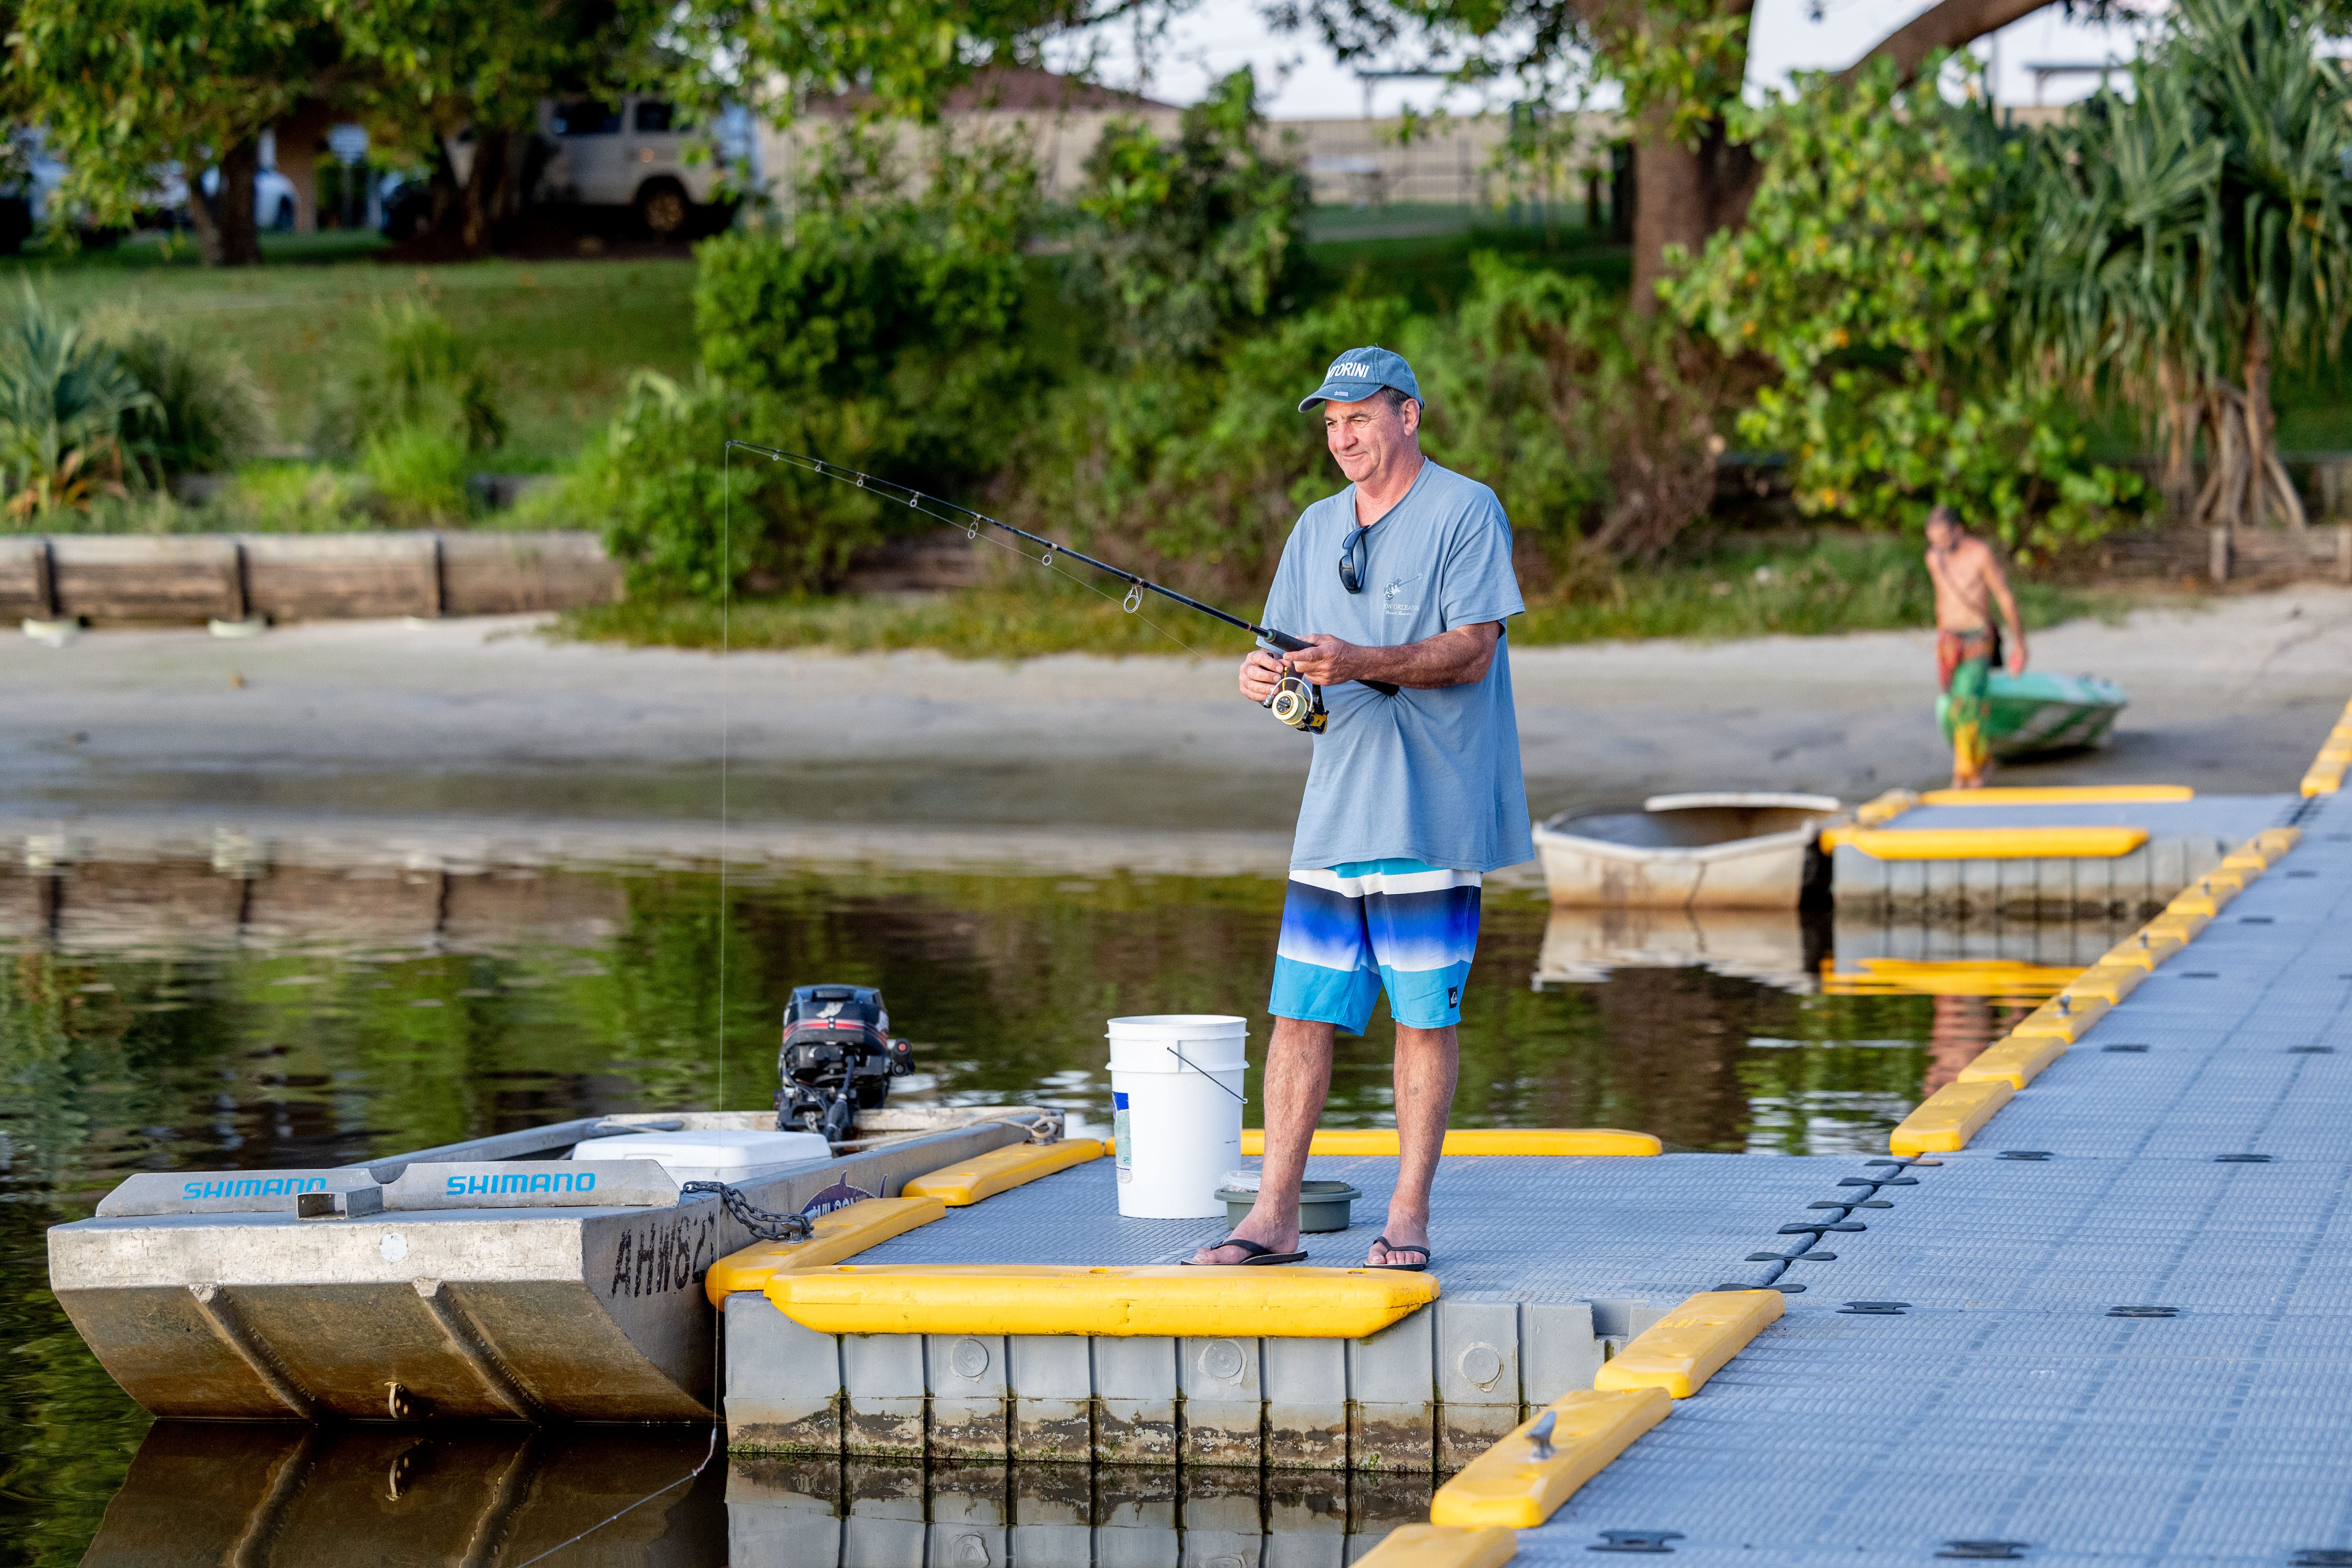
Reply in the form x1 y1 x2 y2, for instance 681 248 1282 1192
1938 669 2127 760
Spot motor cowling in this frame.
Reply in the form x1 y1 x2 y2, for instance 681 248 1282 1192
777 984 913 1141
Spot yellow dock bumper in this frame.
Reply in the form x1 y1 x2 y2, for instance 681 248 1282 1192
1818 826 2149 860
2009 994 2111 1043
901 1138 1104 1205
1916 785 2193 806
2167 877 2242 918
2143 910 2211 944
2102 930 2186 971
1430 1388 1673 1528
1890 1079 2014 1154
1957 1034 2069 1092
1594 1290 1784 1400
765 1263 1440 1338
1238 1128 1662 1158
2061 963 2145 1006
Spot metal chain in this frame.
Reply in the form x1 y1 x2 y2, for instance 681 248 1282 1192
681 1180 812 1242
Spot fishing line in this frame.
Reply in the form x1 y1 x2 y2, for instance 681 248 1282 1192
718 441 730 1113
721 441 1400 724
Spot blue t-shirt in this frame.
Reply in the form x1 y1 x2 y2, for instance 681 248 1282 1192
1262 459 1535 874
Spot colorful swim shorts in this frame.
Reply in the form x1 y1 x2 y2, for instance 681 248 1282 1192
1267 858 1483 1034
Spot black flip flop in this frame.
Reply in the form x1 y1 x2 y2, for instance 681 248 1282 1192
1184 1236 1308 1266
1368 1236 1430 1272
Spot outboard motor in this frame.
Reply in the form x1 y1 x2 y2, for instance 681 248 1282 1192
777 984 913 1143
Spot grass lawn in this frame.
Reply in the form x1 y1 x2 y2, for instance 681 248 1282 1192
5 235 698 468
1303 217 1631 317
559 534 2131 659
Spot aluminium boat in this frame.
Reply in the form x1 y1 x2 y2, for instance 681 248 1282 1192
46 1106 1049 1424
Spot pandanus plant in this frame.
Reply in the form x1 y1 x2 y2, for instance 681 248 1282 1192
0 286 153 521
2018 0 2352 530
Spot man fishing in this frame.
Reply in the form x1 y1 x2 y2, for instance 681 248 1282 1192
1924 504 2028 790
1192 347 1532 1272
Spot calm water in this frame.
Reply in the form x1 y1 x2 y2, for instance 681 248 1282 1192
0 853 2058 1565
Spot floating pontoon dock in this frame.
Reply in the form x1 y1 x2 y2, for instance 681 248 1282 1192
703 702 2352 1565
1826 788 2293 917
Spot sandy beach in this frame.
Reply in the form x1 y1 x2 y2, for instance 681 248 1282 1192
4 587 2346 845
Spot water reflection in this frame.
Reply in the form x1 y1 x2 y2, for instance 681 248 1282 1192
732 1455 1428 1568
76 1423 1422 1568
78 1423 723 1568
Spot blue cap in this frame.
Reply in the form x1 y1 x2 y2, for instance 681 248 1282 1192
1298 346 1421 412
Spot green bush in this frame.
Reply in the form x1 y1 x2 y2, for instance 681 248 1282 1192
212 465 374 532
1666 62 2144 559
362 424 470 522
1070 68 1312 365
592 136 1045 601
315 298 506 459
1413 256 1736 575
1004 294 1410 601
570 371 911 600
697 134 1035 401
86 305 270 478
1006 260 1734 601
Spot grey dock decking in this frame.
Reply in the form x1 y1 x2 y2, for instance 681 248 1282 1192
1519 791 2352 1565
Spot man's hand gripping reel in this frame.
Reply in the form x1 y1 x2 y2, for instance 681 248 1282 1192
1259 630 1397 731
1266 661 1328 731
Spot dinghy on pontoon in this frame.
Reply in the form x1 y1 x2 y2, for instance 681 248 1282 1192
1533 792 1844 907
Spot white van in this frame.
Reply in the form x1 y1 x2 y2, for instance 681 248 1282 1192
535 96 753 235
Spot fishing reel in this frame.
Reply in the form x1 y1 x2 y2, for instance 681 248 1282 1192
1264 663 1328 733
777 984 913 1143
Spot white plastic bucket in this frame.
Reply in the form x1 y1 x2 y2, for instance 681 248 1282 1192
1107 1014 1249 1218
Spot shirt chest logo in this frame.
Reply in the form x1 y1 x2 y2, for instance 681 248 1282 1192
1383 572 1423 615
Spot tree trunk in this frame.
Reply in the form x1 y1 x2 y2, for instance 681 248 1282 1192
457 131 509 258
2154 361 2201 522
1630 111 1760 312
2241 317 2307 531
2196 384 2246 529
2161 399 2202 522
187 136 264 267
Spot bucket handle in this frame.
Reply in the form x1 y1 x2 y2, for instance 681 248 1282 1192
1167 1043 1247 1105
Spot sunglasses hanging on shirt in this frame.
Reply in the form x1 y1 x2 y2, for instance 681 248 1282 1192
1339 522 1369 593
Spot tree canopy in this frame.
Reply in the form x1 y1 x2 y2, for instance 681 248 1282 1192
10 0 341 261
1668 60 2140 553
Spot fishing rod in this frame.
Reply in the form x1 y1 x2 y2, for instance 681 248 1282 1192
728 442 1397 731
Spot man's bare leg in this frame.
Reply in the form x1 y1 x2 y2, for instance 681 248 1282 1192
1191 1016 1332 1265
1368 1023 1457 1266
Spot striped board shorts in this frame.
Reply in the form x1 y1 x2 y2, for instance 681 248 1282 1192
1267 858 1483 1034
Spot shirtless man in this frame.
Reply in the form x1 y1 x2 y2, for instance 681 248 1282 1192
1923 505 2027 789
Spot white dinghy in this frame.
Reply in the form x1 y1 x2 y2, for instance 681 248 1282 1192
1533 792 1844 907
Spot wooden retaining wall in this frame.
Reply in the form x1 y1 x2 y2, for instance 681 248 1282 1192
2098 523 2352 584
0 531 623 624
1 857 627 956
